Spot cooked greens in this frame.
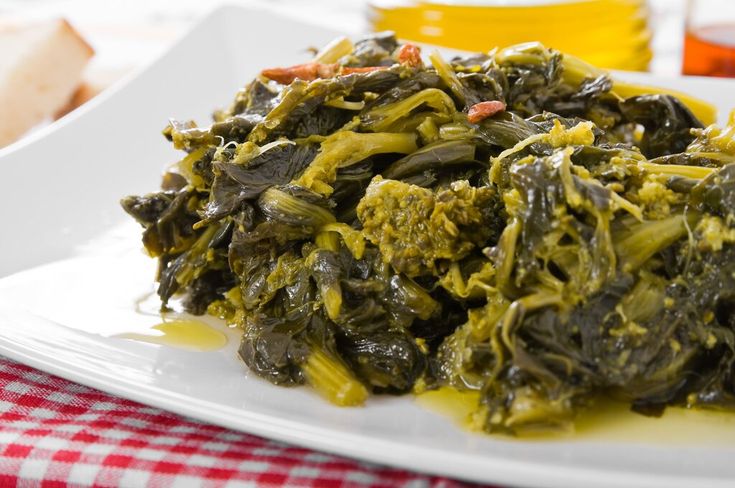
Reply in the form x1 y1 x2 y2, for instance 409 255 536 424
123 34 735 434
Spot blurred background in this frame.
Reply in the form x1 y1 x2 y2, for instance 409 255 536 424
1 0 734 147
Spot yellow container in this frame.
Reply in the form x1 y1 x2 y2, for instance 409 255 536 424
369 0 652 71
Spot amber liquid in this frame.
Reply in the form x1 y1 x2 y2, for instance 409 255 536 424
683 24 735 77
369 0 652 71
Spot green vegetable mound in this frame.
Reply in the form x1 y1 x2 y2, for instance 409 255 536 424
123 33 735 434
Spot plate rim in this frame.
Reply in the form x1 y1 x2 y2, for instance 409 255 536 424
1 313 729 488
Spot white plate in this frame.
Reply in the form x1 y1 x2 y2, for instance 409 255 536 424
2 5 735 487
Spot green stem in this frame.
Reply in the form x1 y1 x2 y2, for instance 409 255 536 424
302 347 368 406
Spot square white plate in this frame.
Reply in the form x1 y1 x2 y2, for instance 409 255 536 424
2 5 735 487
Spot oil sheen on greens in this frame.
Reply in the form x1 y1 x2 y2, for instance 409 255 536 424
122 33 735 435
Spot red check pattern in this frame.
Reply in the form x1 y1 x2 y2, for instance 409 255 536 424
0 357 484 488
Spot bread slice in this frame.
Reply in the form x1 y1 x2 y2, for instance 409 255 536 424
54 66 130 119
0 19 94 147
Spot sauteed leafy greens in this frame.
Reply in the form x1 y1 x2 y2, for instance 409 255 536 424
122 34 735 434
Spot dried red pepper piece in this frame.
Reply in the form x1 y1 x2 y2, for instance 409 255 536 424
467 100 506 123
397 43 422 68
261 62 337 84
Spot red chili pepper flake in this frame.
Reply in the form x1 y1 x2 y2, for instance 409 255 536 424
397 43 422 67
261 62 337 84
340 66 390 75
467 100 507 123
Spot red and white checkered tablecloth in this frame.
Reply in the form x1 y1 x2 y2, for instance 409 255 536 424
0 357 487 488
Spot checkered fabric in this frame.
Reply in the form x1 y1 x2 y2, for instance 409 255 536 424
0 357 485 488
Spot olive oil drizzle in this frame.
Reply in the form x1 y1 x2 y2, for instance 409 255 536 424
116 318 227 352
418 387 735 444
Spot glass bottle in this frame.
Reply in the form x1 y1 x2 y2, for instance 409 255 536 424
683 0 735 77
369 0 651 70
